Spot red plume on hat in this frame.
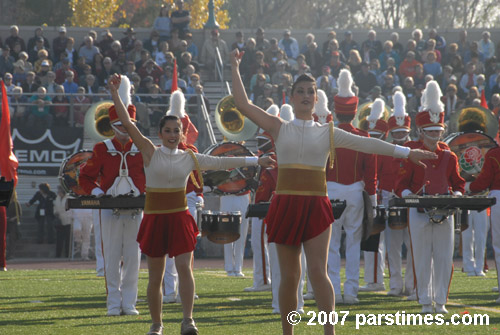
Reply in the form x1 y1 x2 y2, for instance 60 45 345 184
171 58 178 92
388 91 411 132
334 69 358 115
108 75 136 124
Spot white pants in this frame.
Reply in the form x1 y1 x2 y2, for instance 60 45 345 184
73 209 93 259
327 181 364 297
386 225 414 292
489 190 500 290
221 194 250 274
163 191 201 296
382 189 414 292
363 232 385 284
269 242 305 312
462 210 488 274
99 209 142 311
408 208 454 305
250 218 271 287
93 209 104 274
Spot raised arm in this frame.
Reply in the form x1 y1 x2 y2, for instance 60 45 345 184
108 74 156 165
231 49 282 139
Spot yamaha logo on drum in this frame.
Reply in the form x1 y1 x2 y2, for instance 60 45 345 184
12 127 84 176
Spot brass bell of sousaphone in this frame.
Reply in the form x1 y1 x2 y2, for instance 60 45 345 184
354 101 392 129
83 100 115 142
448 105 498 138
215 95 259 141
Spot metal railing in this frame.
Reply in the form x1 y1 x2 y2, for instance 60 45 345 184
4 91 216 149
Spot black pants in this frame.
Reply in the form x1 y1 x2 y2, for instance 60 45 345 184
37 215 55 244
55 224 71 258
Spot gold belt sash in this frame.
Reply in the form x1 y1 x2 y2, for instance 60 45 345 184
144 187 187 214
276 165 327 196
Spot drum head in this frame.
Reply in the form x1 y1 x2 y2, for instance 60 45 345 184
444 132 498 180
203 142 257 195
59 151 93 196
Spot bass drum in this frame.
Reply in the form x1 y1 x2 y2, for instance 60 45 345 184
202 142 258 195
443 132 498 180
59 151 93 196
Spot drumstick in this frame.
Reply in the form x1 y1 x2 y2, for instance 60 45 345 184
414 180 430 196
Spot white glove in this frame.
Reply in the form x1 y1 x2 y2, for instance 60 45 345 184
465 182 471 194
91 187 105 197
453 191 463 196
401 189 413 197
196 195 204 208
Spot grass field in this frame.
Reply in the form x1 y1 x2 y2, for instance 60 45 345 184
1 267 499 335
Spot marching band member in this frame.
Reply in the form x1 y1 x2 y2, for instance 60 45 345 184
395 81 465 314
163 91 204 303
385 92 415 298
107 73 274 335
313 89 333 124
79 75 144 317
231 49 435 335
359 99 388 293
327 71 378 305
462 210 488 277
466 146 500 303
221 183 251 278
244 104 279 293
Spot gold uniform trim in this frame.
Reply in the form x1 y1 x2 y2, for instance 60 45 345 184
329 122 335 169
276 167 327 196
144 188 187 214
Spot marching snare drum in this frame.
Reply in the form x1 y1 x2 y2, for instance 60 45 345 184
388 207 408 230
59 151 93 196
200 210 241 244
372 205 387 235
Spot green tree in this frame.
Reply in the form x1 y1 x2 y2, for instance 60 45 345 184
70 0 123 27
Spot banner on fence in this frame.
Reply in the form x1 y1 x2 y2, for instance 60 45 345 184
12 127 84 176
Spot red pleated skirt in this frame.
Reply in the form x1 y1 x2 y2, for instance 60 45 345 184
137 210 198 258
265 194 334 246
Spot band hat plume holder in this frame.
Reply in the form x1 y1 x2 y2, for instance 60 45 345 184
388 91 411 132
417 80 445 130
334 69 358 115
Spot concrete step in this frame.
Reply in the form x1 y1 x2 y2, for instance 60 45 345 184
14 242 57 258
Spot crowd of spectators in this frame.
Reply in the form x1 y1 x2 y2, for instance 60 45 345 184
2 6 500 133
231 28 500 124
0 0 210 132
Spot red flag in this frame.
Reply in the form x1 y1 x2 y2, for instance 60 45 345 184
0 81 18 186
171 58 178 93
480 89 489 109
282 90 286 105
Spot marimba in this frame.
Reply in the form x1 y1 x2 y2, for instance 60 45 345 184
66 195 145 210
389 195 496 212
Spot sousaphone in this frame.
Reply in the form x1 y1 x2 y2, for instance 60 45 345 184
83 100 115 142
215 95 259 141
354 101 392 130
448 105 498 139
